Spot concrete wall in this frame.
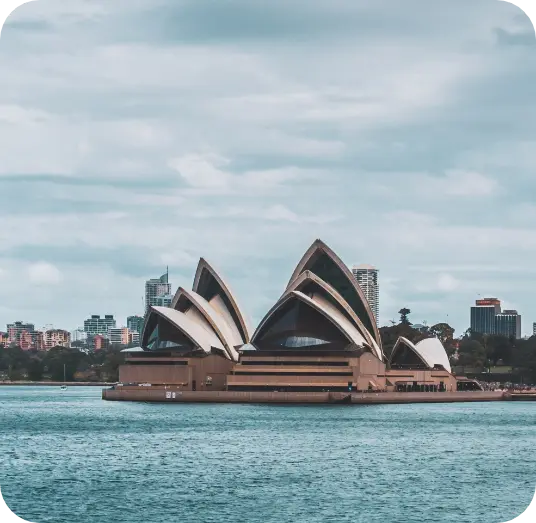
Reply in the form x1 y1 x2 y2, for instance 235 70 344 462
119 365 191 385
103 388 505 404
119 354 234 390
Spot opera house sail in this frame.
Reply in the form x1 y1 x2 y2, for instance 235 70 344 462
226 240 388 392
110 238 484 402
121 259 250 389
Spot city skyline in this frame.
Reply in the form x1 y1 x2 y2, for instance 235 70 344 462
1 0 536 336
2 287 533 339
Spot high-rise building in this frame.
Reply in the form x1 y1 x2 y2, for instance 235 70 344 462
71 328 88 344
0 331 8 345
129 331 140 345
127 315 145 335
351 264 379 325
7 321 35 345
152 294 173 308
533 322 536 336
145 269 171 314
83 315 116 336
470 298 501 335
44 329 71 349
495 310 522 339
31 331 45 351
92 334 109 351
109 327 130 346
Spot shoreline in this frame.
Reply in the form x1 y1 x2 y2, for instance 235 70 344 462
0 381 115 387
102 388 509 404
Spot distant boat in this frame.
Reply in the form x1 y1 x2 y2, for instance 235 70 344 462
60 364 67 391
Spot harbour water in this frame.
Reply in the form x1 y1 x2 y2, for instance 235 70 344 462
1 386 535 523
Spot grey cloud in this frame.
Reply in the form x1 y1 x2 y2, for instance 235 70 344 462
494 27 536 47
1 0 536 333
4 245 159 278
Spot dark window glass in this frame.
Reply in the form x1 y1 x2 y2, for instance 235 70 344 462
390 342 428 369
255 298 348 351
306 253 376 338
144 315 197 353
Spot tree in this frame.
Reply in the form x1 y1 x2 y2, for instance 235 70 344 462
429 323 457 360
399 308 412 326
0 346 31 380
458 339 487 368
27 357 44 381
379 322 424 360
44 347 86 381
102 351 125 381
486 335 514 366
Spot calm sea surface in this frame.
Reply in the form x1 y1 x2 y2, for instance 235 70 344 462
0 386 535 523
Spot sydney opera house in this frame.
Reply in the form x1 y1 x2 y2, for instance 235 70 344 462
105 240 486 403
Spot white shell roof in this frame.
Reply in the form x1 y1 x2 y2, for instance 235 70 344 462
300 291 368 348
192 258 251 343
286 239 382 349
252 290 368 350
174 288 241 361
151 306 227 356
284 270 383 360
415 337 452 373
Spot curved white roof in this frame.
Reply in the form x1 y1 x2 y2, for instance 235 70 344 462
299 291 368 348
415 337 452 373
252 290 369 351
149 306 227 357
283 270 383 360
173 287 240 361
390 336 451 373
286 239 382 349
192 258 251 344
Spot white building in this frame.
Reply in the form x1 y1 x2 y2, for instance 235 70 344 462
71 328 88 343
352 264 379 326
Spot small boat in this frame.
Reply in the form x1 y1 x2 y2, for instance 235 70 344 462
60 364 67 391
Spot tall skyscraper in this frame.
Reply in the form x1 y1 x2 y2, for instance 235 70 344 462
145 269 172 314
470 298 501 335
495 310 522 339
352 264 379 325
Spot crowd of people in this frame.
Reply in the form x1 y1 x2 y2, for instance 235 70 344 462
480 381 536 392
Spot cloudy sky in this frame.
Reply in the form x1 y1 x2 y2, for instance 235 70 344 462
0 0 535 335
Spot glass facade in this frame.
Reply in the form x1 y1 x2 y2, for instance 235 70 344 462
470 305 499 335
495 312 521 339
255 298 349 351
390 342 427 369
305 252 377 340
144 315 197 353
127 316 145 335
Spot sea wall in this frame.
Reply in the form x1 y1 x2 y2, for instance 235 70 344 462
1 381 114 386
102 388 505 404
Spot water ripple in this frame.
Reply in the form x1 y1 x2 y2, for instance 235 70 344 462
0 387 535 523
